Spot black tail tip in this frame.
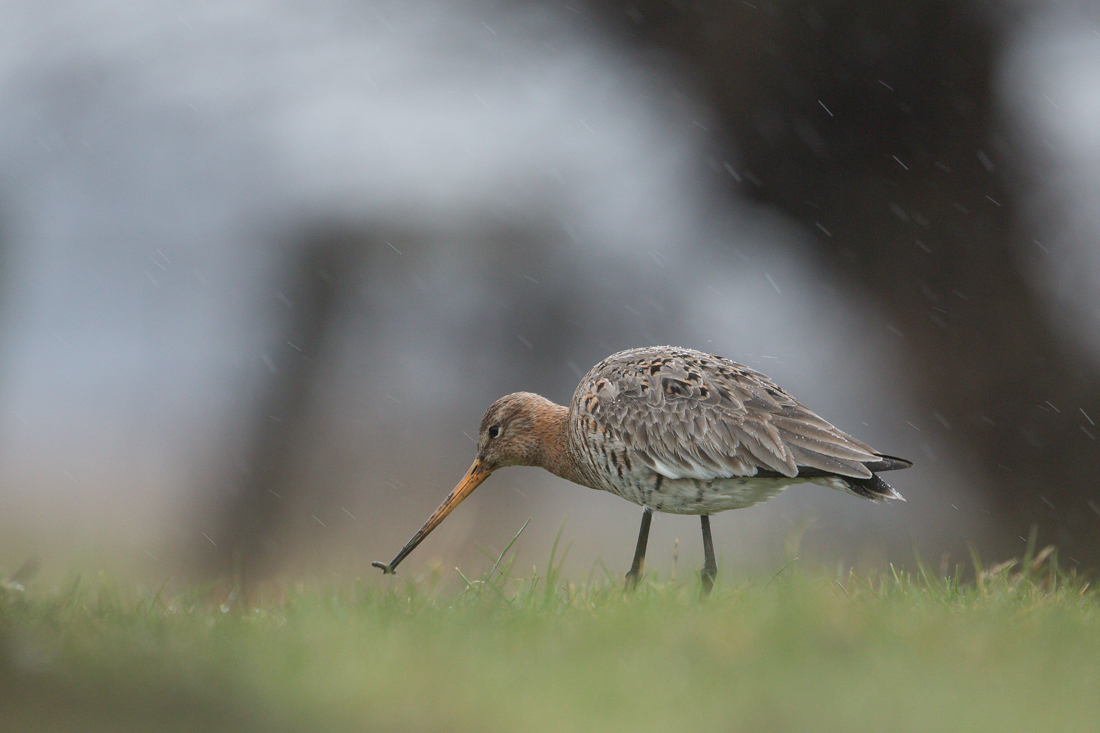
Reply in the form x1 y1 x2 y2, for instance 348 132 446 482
371 561 395 575
868 454 913 472
849 473 906 502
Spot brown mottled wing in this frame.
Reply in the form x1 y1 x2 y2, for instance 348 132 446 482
573 347 887 481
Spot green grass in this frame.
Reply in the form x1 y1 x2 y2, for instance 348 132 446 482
2 540 1098 733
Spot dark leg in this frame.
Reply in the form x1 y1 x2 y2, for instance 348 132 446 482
700 514 717 596
625 507 653 590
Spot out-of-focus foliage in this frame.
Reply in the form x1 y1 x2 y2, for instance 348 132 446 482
1 0 1099 583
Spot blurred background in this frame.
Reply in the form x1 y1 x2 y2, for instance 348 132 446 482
1 0 1099 589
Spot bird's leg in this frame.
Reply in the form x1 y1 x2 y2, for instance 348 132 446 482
625 507 653 591
700 514 717 596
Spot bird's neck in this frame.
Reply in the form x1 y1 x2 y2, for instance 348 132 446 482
531 400 582 484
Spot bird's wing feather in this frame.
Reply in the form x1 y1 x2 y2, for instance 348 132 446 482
572 347 883 481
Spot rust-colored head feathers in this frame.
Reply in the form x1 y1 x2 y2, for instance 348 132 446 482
474 392 567 472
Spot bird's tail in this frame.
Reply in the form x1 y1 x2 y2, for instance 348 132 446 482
863 454 913 473
846 473 906 502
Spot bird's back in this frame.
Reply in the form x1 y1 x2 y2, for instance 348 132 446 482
566 346 908 513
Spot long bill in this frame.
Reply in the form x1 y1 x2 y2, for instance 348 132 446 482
371 460 491 575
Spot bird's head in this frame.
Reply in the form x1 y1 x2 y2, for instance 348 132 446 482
474 391 556 472
372 391 566 575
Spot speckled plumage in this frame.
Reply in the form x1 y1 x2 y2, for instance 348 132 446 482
565 346 909 513
373 346 910 590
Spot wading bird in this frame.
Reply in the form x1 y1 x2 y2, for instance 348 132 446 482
373 346 910 594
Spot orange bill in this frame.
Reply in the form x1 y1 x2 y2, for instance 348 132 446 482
372 460 491 575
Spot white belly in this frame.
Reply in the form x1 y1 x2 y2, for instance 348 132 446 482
621 475 813 515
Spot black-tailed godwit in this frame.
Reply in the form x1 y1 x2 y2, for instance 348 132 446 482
373 346 910 593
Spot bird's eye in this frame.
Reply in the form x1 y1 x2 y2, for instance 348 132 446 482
487 425 500 439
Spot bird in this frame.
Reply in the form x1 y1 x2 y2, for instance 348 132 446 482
372 346 911 594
